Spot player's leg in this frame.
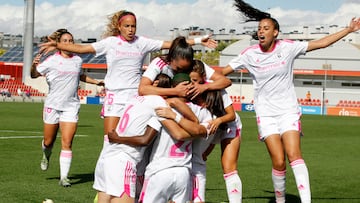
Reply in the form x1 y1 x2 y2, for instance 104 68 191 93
58 118 77 187
282 130 311 203
41 122 58 171
41 107 59 171
264 134 286 203
221 135 242 203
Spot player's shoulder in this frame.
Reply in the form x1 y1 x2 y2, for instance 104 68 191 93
149 57 168 69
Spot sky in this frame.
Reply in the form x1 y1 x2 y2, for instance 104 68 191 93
0 0 359 40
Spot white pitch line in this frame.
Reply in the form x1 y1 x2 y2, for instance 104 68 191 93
0 130 89 139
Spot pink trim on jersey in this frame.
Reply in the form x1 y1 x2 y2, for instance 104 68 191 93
260 40 279 53
272 168 286 176
192 175 203 202
240 44 259 55
290 159 305 167
60 150 72 158
118 35 138 42
155 58 168 70
223 170 238 179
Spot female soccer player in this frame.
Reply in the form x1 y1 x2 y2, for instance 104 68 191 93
190 60 243 203
39 10 217 138
221 1 360 202
138 36 231 99
31 28 103 187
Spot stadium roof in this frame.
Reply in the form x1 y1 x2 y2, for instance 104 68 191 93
0 46 106 64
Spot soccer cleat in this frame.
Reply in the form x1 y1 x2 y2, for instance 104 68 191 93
59 177 71 187
40 153 49 171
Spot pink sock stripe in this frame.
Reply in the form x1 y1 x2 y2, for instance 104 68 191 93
60 150 72 158
223 170 238 179
290 159 305 167
272 168 286 176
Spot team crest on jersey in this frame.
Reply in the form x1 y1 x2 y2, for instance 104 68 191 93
277 52 282 58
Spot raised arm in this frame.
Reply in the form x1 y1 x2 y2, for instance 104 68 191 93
161 34 218 49
30 54 42 78
39 37 96 55
307 17 360 52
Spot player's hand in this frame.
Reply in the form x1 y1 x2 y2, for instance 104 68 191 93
32 53 42 66
201 34 218 49
107 129 119 143
39 37 57 55
348 17 360 32
187 83 206 100
155 107 176 119
175 81 190 97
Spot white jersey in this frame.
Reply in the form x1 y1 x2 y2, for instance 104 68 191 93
104 95 166 163
143 57 215 81
145 102 212 177
36 52 83 111
228 40 308 116
91 35 163 91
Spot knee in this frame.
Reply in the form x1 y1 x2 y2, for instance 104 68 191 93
272 158 286 171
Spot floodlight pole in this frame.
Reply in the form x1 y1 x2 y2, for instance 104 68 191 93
23 0 35 83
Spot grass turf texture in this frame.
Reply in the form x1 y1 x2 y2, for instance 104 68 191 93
0 102 359 203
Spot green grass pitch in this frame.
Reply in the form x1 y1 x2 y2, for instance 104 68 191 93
0 102 359 203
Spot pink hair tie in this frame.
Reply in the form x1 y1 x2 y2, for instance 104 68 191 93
118 14 136 23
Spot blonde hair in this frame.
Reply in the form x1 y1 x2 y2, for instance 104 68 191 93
49 28 73 42
102 10 136 38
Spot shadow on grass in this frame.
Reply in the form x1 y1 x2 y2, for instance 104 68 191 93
46 173 94 185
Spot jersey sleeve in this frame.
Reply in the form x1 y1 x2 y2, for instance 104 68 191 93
228 53 248 71
203 62 215 80
36 54 55 75
142 57 163 82
91 37 112 57
147 116 162 132
140 36 164 52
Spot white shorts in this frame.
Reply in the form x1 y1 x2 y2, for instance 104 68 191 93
103 152 137 198
192 164 207 203
93 136 110 193
102 89 138 117
257 112 302 141
43 107 79 124
139 167 191 203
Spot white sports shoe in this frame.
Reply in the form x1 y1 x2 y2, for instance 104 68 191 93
40 153 49 171
59 177 71 187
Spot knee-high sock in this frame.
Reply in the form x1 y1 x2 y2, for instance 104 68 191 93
59 150 72 179
223 170 242 203
42 140 52 158
291 159 311 203
272 168 286 203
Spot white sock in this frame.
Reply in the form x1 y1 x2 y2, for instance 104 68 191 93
272 168 286 203
42 140 52 158
223 170 242 203
59 150 72 180
291 159 311 203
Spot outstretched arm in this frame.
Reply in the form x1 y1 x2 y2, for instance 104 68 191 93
80 74 104 86
39 37 95 55
307 17 360 52
161 34 218 49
